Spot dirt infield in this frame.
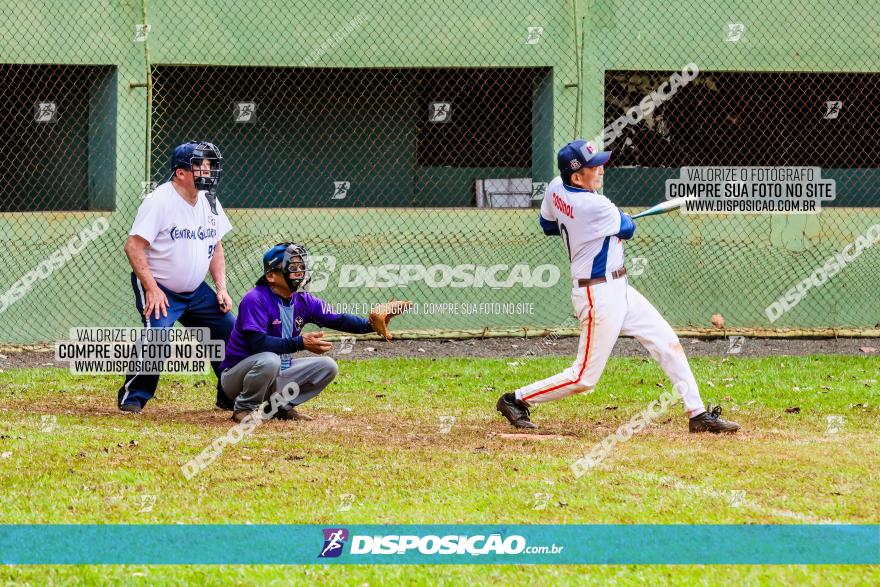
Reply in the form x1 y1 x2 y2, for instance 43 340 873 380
1 336 876 371
345 336 879 361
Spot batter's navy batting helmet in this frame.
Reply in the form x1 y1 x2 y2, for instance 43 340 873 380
557 140 612 181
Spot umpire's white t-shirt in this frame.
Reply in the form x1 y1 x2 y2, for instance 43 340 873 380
129 181 232 293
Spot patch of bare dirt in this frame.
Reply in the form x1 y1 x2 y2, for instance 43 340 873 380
2 336 877 371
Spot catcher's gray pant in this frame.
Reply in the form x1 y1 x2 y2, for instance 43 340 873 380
220 352 338 412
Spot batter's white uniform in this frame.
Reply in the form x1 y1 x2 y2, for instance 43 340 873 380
514 177 706 416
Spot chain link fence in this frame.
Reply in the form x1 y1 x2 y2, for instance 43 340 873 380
1 0 878 344
588 1 880 331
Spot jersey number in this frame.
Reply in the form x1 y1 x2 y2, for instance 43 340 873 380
558 222 572 261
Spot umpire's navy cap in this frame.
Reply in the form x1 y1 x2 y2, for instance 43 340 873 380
170 142 200 174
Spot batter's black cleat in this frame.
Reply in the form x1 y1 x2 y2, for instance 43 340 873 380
496 393 538 429
119 403 142 414
689 404 740 434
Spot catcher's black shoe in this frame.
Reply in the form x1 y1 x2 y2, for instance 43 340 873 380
232 410 253 423
496 393 538 429
215 387 234 411
689 404 740 433
274 407 314 421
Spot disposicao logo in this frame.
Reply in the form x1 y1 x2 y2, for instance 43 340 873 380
318 528 349 558
318 530 562 558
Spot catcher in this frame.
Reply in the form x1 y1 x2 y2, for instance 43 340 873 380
218 242 410 422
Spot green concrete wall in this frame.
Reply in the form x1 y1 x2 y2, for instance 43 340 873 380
0 0 878 343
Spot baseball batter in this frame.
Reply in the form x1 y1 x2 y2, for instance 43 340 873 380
496 140 740 433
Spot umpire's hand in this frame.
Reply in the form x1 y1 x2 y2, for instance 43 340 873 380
144 286 169 319
216 289 233 313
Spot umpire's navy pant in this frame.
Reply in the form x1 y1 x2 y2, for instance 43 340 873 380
117 273 234 409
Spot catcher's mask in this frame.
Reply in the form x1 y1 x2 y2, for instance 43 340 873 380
170 141 223 213
261 242 311 293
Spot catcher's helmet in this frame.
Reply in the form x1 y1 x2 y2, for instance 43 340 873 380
261 242 311 292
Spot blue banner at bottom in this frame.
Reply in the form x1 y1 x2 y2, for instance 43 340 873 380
0 525 877 565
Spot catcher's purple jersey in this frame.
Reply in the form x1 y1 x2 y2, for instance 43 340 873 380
220 285 341 370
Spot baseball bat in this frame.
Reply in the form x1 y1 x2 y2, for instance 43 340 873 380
630 198 687 219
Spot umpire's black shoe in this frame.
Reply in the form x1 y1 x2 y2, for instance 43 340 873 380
215 387 234 411
496 393 538 429
119 403 142 414
689 404 740 434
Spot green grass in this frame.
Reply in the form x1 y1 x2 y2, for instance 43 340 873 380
0 354 878 585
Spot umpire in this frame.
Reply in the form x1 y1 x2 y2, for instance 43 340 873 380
117 141 235 413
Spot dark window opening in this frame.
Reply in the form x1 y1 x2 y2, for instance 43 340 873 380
416 69 534 168
152 66 545 207
0 64 117 212
604 70 880 167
